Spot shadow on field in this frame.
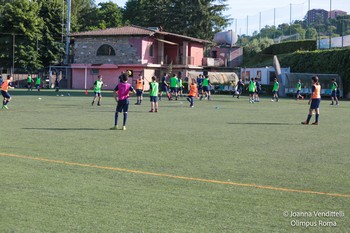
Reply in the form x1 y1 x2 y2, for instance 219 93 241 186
228 122 298 126
22 127 108 131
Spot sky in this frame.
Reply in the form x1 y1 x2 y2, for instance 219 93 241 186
94 0 350 35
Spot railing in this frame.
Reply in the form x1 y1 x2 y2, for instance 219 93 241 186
157 56 195 65
202 57 225 67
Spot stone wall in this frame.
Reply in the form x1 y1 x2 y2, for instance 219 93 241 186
73 36 143 64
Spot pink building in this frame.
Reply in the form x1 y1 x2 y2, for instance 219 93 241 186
70 25 210 90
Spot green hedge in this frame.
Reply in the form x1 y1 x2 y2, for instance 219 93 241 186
263 40 317 55
279 48 350 97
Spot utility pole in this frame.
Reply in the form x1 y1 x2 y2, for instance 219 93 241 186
329 0 332 48
65 0 71 64
12 34 15 75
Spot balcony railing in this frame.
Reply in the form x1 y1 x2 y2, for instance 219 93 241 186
202 57 225 67
157 56 195 65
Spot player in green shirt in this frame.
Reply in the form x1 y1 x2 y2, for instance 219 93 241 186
169 74 178 100
296 79 304 100
27 75 33 91
271 78 279 102
246 78 256 103
330 78 339 106
200 75 211 101
149 76 159 112
35 76 41 91
91 75 105 106
177 76 184 97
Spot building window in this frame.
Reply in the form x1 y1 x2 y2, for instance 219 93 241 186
149 44 154 57
91 69 99 75
97 44 116 56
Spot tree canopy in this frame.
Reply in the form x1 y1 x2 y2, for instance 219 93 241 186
123 0 231 40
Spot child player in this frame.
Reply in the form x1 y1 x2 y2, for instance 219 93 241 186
235 78 244 99
177 76 184 98
169 74 178 100
254 77 261 102
296 79 304 100
301 76 321 125
271 78 279 102
111 74 136 130
149 76 159 112
247 78 256 103
200 75 211 100
91 75 105 106
1 75 14 110
187 78 198 108
135 74 144 105
330 78 339 106
159 73 170 101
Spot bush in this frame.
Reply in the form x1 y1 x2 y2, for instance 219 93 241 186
280 48 350 97
263 40 317 55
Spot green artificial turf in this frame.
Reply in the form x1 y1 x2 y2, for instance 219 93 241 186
1 89 349 232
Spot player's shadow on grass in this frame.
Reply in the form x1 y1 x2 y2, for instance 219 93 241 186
22 127 109 131
227 122 298 126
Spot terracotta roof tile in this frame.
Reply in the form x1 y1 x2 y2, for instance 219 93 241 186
71 25 211 44
71 25 155 37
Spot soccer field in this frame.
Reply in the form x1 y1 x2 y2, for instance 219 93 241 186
1 90 349 232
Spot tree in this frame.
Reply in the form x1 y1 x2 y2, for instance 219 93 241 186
336 15 350 36
81 2 123 31
123 0 231 40
0 0 44 72
37 0 65 66
71 0 94 32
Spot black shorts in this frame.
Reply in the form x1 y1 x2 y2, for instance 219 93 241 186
1 90 11 99
296 90 301 95
150 96 158 103
170 87 177 93
161 85 168 92
203 86 209 92
116 99 129 113
331 90 336 98
94 92 101 97
136 89 143 97
310 98 321 109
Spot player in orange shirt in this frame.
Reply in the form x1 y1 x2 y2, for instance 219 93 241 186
135 74 144 105
186 79 198 108
301 76 321 125
1 75 14 110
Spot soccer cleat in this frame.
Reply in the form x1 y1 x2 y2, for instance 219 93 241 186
155 109 158 112
122 126 126 131
330 103 334 105
149 109 154 112
301 121 309 125
2 105 8 110
311 122 318 125
110 125 118 130
97 103 101 106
